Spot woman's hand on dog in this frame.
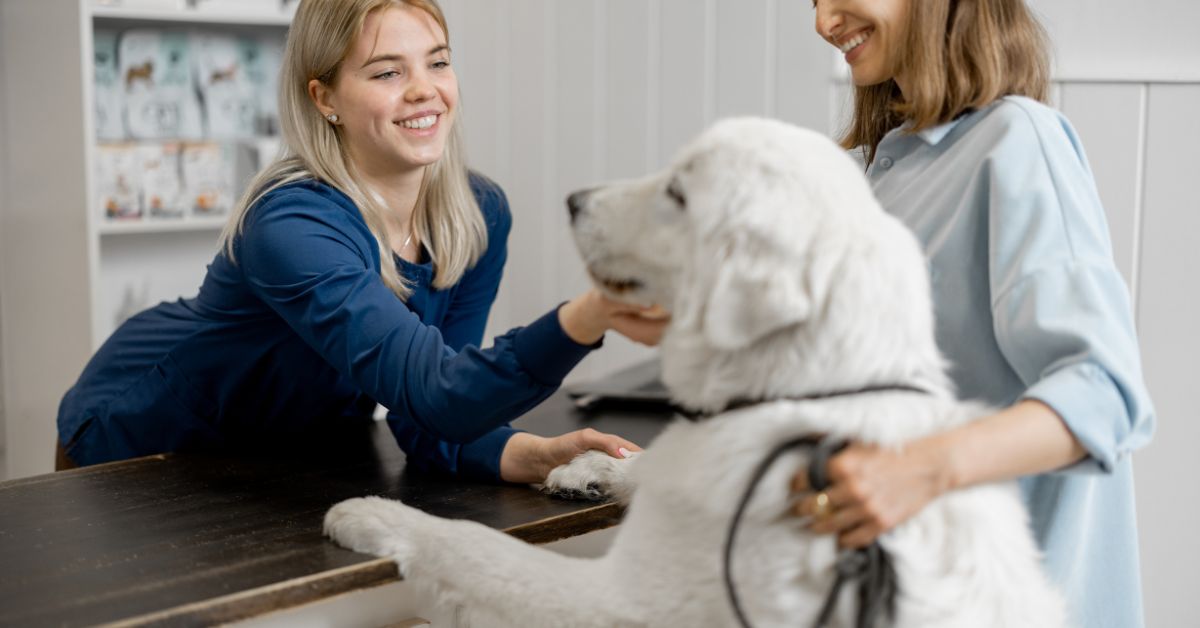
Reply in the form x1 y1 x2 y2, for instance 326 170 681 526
499 429 643 484
791 401 1085 548
558 289 671 346
791 440 954 549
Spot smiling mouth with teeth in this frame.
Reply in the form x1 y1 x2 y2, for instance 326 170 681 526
838 29 871 54
399 114 438 130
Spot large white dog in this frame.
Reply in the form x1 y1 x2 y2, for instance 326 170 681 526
324 118 1066 627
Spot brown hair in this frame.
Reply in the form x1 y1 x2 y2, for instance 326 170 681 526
841 0 1050 164
220 0 486 299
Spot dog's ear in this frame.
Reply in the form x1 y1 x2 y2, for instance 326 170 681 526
703 256 809 351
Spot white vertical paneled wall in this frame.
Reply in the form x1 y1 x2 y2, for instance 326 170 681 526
1040 0 1200 619
1060 82 1200 626
1132 84 1200 626
439 0 829 381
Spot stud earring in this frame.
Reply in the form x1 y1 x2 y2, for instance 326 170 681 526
326 113 339 123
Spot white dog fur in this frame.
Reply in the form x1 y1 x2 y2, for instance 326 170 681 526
324 118 1067 627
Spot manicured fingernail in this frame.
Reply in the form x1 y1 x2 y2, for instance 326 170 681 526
618 447 633 458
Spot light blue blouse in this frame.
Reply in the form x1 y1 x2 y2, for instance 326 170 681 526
867 96 1156 628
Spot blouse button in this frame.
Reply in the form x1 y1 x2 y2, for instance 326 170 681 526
878 156 895 169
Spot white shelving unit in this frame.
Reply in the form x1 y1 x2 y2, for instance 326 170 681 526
98 215 229 235
87 2 290 346
92 5 293 27
0 0 291 479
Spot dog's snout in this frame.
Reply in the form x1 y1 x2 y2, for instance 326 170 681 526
567 189 594 223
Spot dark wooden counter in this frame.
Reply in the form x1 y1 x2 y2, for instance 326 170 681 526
0 392 674 627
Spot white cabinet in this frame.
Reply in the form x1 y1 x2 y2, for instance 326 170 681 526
0 0 291 479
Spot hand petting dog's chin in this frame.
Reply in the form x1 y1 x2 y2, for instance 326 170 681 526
637 304 670 320
594 286 669 317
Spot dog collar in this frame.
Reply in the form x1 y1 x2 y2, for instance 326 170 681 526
677 383 932 422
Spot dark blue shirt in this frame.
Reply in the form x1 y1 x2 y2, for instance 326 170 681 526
58 174 594 479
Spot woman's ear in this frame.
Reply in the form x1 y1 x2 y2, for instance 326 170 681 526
308 78 336 118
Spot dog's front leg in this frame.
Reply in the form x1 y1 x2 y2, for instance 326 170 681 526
325 496 642 628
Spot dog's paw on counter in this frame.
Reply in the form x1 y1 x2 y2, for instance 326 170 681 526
538 450 638 503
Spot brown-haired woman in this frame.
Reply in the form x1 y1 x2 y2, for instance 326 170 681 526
794 1 1154 626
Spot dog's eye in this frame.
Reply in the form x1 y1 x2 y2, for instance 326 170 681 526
666 179 687 209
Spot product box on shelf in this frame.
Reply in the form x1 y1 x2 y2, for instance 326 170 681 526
94 29 125 140
181 142 233 216
120 29 204 140
193 33 259 139
97 143 142 220
140 143 186 219
247 34 285 135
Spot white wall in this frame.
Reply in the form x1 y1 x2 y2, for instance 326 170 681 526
0 1 94 480
439 0 831 382
1054 79 1200 628
1033 0 1200 83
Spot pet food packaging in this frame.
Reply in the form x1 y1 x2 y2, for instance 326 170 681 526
120 29 204 140
180 142 234 216
94 29 125 140
139 142 185 219
96 143 142 220
246 34 285 135
193 33 259 139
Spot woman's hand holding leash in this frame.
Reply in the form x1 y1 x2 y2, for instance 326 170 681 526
792 440 952 549
793 399 1087 548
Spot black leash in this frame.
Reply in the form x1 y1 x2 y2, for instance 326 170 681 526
709 385 926 628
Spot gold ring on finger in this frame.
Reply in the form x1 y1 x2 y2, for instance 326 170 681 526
813 491 834 519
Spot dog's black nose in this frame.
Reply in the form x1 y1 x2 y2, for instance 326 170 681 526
567 189 594 223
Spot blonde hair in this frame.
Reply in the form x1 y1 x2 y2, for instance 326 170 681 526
840 0 1051 164
219 0 487 298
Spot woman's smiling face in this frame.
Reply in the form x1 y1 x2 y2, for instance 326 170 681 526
321 5 459 176
814 0 910 90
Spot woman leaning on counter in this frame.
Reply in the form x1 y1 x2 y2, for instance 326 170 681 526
57 0 667 483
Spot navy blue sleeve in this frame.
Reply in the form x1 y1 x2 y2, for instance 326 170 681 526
237 182 595 459
387 174 525 479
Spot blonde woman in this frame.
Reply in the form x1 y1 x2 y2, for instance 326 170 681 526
57 0 664 483
792 1 1155 626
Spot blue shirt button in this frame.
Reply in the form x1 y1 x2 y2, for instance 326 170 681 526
878 156 894 169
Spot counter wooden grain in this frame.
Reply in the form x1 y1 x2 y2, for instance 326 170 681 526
0 392 673 627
